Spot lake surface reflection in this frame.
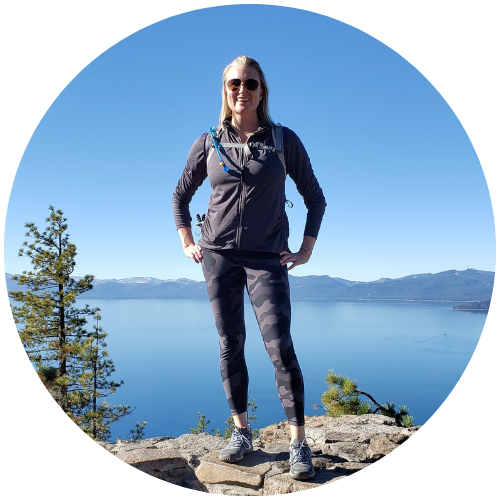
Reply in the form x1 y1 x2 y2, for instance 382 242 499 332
75 298 486 441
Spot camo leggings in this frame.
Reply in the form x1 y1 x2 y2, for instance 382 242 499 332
201 249 305 427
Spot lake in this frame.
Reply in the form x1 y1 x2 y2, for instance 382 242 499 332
74 298 486 441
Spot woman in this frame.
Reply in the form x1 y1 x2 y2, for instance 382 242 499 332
172 56 326 481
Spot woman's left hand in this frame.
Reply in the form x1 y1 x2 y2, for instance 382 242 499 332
279 248 312 271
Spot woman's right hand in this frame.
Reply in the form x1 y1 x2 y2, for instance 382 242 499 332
178 227 203 264
183 243 203 264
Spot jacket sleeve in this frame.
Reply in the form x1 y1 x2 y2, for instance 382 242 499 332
284 128 327 239
172 134 208 229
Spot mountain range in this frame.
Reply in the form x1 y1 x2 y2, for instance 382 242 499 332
5 268 495 302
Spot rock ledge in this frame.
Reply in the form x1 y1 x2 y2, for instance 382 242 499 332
100 415 420 495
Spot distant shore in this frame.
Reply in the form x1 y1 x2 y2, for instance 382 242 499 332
452 300 490 311
293 297 481 303
6 268 494 303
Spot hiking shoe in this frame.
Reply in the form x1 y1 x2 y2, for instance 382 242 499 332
219 426 253 463
289 438 315 481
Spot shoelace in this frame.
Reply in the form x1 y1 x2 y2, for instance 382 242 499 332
229 428 252 448
290 437 315 465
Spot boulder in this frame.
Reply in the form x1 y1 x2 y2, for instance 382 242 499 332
195 449 275 487
99 414 419 495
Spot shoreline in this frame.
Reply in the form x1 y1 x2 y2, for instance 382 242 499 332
73 297 487 303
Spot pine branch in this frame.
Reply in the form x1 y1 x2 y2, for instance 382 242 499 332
358 391 382 409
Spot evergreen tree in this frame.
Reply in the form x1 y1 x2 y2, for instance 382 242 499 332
190 399 259 438
314 370 414 427
9 206 133 440
222 399 259 438
75 312 133 441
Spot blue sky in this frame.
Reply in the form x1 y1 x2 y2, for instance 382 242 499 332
4 4 495 282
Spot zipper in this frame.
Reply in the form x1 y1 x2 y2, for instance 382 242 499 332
230 124 267 250
235 132 245 249
236 162 245 249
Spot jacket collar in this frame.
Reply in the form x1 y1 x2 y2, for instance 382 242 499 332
222 119 270 137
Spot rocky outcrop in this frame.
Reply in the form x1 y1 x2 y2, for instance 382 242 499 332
100 415 420 495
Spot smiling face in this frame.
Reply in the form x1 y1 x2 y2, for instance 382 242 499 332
224 64 263 123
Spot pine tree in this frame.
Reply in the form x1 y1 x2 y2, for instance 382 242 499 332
223 399 259 438
190 399 259 438
75 312 133 441
9 206 133 440
314 370 414 427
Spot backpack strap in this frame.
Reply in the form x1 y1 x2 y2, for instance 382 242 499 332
271 123 286 176
205 126 222 165
206 124 287 176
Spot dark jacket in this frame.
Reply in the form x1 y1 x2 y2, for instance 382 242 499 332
172 120 326 253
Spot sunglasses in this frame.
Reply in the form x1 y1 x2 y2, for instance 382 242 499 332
227 78 260 92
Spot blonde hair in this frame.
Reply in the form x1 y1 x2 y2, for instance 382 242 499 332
219 55 275 127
